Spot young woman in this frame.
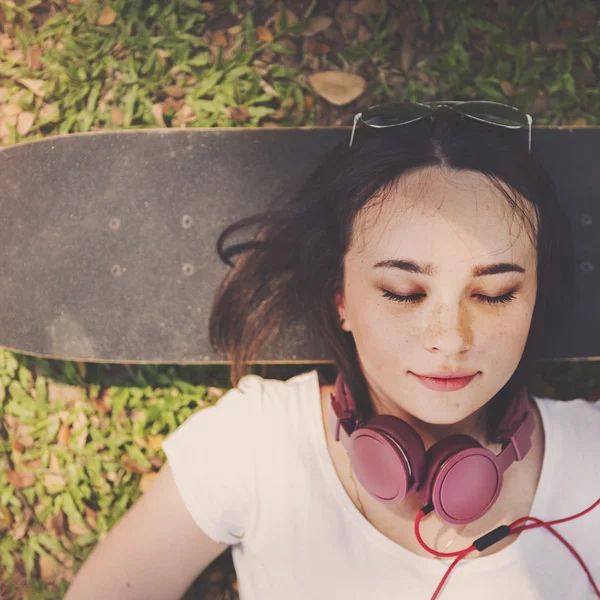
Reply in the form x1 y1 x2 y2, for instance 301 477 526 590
65 104 600 600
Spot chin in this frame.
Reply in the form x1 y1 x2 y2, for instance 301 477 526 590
409 400 483 428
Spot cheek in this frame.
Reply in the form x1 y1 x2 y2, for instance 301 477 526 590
349 298 418 352
483 307 533 367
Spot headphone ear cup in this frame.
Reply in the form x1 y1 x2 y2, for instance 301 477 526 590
348 414 426 504
418 435 503 525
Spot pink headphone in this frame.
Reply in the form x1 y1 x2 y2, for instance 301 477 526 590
328 373 536 525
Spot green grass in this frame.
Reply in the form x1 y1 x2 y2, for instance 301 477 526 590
2 0 600 597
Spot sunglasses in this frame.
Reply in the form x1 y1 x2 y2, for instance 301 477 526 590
349 100 533 154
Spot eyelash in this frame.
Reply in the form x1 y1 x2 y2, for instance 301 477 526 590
381 290 517 306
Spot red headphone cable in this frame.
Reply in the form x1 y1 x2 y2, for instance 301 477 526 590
414 497 600 599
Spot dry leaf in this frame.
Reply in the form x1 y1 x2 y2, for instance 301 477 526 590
42 473 67 494
47 382 85 408
568 117 588 127
140 471 158 493
97 6 117 26
207 386 225 398
67 515 89 535
352 0 385 15
39 554 59 584
0 505 13 530
26 46 43 70
267 9 299 34
165 85 185 98
308 71 366 106
17 110 35 136
58 422 70 446
213 30 228 46
121 455 152 474
256 26 274 42
340 15 360 39
357 23 372 43
147 434 165 451
12 513 31 541
3 102 22 117
304 39 331 55
500 80 515 97
335 0 353 20
258 78 279 96
110 105 124 126
224 105 250 122
39 102 60 122
7 470 36 489
302 16 333 37
528 91 549 116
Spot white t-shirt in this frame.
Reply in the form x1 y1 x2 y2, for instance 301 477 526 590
162 369 600 599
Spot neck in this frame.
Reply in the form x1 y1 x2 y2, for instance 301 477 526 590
367 386 498 453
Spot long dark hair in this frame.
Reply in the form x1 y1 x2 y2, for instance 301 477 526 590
209 109 576 444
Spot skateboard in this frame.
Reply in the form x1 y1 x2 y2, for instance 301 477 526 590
0 126 598 365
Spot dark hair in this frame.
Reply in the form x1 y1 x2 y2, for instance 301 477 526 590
209 109 576 445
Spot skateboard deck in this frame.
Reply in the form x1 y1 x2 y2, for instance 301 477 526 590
0 127 598 364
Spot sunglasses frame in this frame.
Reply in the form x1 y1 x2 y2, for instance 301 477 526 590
349 100 533 155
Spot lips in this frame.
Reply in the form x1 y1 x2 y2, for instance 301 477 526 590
411 371 479 392
418 372 478 379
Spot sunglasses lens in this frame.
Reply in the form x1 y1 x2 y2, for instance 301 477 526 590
361 102 432 126
453 101 528 127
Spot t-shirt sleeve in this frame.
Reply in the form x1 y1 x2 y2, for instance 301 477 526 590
161 374 265 545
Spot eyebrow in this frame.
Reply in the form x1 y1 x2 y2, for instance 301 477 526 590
373 259 526 277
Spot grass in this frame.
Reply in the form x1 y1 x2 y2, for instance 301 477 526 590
1 0 600 597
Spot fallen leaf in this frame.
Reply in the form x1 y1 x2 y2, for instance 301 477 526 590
308 71 366 106
224 105 250 122
97 6 117 26
207 386 225 398
110 105 124 126
140 472 158 493
256 26 273 42
42 473 67 494
301 16 333 37
47 382 85 409
304 39 331 55
67 515 89 535
39 554 59 584
500 80 515 97
7 470 36 489
352 0 385 15
213 30 228 46
0 506 13 530
266 9 299 34
3 102 22 117
26 46 43 70
17 110 35 136
567 117 587 127
121 455 152 474
58 422 70 446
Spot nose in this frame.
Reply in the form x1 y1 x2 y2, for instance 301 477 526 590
423 297 473 354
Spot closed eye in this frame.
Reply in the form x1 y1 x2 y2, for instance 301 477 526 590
381 290 517 306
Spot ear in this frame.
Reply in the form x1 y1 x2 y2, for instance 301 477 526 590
334 291 351 332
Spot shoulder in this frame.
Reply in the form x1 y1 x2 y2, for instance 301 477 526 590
209 369 319 421
533 396 600 461
534 396 600 430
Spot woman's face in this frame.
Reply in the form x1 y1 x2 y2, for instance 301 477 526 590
336 166 538 435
